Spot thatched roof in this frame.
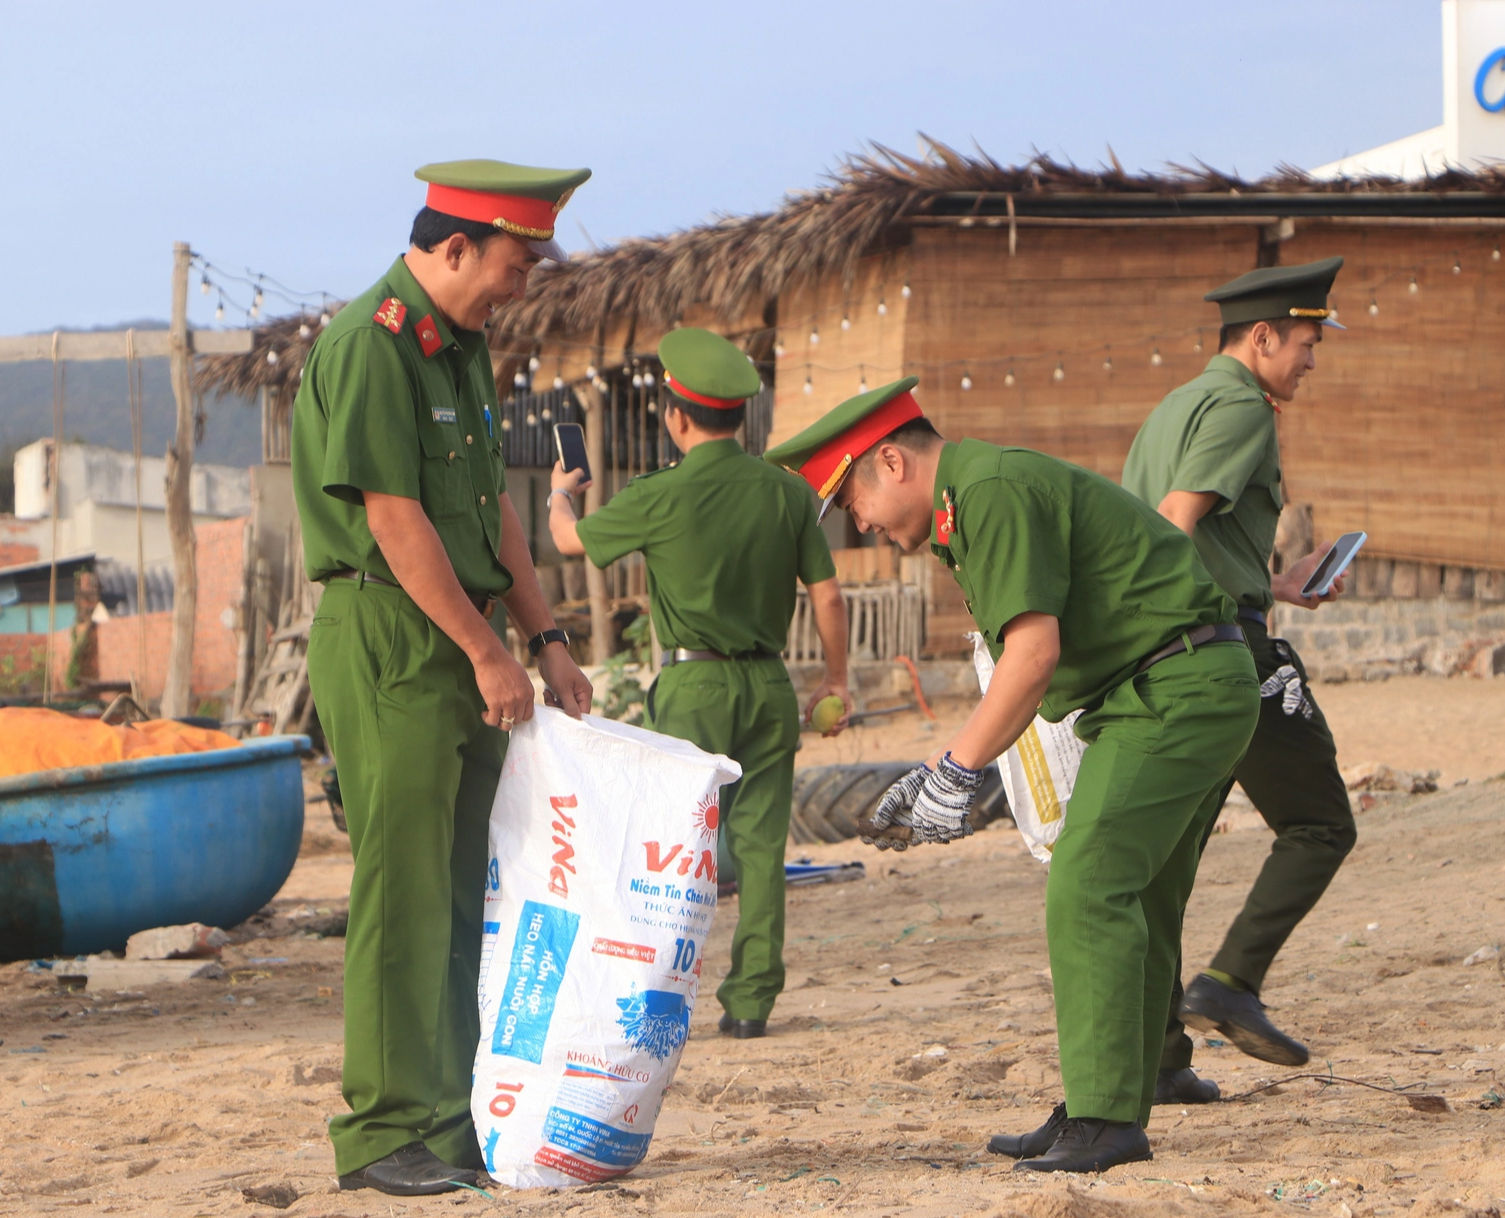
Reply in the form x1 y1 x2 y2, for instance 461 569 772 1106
195 137 1505 396
195 306 343 400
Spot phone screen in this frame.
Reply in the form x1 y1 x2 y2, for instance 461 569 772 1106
1300 531 1367 598
554 423 591 483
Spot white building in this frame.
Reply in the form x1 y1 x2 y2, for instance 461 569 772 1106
11 440 250 565
1313 0 1505 178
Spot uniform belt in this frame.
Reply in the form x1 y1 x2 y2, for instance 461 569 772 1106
660 647 776 666
1237 606 1267 626
1135 622 1247 674
329 570 497 620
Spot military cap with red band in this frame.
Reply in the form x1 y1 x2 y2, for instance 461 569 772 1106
764 376 922 520
658 327 763 410
414 159 591 264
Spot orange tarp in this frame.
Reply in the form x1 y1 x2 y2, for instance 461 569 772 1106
0 708 240 779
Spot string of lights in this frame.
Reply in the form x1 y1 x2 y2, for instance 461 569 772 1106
192 253 335 330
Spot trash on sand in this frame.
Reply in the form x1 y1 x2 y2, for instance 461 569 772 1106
125 922 229 961
785 861 866 887
1405 1094 1450 1113
55 956 224 990
241 1181 299 1209
1462 945 1500 966
1340 762 1439 795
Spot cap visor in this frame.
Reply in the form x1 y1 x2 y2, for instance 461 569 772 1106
1321 317 1347 330
817 493 838 523
529 237 569 263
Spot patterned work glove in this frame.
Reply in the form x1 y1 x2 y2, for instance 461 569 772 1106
910 753 983 844
861 764 928 851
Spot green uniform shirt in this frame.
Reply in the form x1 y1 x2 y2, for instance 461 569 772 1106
1120 355 1282 611
292 256 513 595
575 438 836 655
933 440 1235 721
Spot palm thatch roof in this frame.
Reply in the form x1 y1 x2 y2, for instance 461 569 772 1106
194 306 343 400
195 137 1505 397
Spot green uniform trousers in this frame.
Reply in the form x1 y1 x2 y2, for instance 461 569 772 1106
645 655 801 1021
1047 641 1258 1127
307 579 507 1176
1161 621 1355 1070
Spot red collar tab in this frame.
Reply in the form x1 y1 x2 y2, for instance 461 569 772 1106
664 372 745 410
934 487 956 547
797 390 924 500
415 314 443 358
1262 391 1282 414
423 182 562 241
374 297 407 334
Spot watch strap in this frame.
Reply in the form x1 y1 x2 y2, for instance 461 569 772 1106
528 627 570 657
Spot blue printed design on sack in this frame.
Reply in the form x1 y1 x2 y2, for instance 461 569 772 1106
614 988 689 1061
490 900 580 1062
542 1107 652 1169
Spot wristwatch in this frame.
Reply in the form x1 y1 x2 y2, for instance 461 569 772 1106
527 628 570 657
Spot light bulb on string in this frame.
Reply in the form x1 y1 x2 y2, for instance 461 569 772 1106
1004 367 1016 388
253 287 265 308
643 371 656 387
1494 246 1502 262
877 296 888 316
1102 352 1113 373
214 300 225 322
528 356 541 372
901 280 912 299
266 349 278 365
960 370 973 391
647 398 657 414
541 406 552 420
1409 276 1419 294
632 373 643 388
1052 361 1065 382
1454 256 1463 275
319 312 331 326
513 371 528 388
501 417 512 431
299 323 311 339
858 366 868 393
840 312 851 331
200 275 210 296
774 341 785 357
586 364 598 379
526 412 538 426
1193 332 1203 354
1150 347 1163 367
621 364 631 376
552 375 564 390
1369 297 1379 316
249 302 259 319
809 326 820 346
803 370 813 395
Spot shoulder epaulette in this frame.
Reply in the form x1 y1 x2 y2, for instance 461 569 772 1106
373 297 407 334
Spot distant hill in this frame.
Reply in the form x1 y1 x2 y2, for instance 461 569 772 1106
0 319 262 474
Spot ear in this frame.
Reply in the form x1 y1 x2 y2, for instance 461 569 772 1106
443 233 470 271
873 442 906 482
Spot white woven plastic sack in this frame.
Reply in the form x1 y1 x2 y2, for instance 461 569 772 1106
968 632 1087 864
472 707 741 1188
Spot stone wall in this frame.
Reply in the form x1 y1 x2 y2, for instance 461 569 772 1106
1275 557 1505 681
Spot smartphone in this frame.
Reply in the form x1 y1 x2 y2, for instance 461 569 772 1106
553 422 591 483
1300 531 1367 598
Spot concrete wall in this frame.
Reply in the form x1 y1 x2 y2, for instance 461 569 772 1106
1275 557 1505 680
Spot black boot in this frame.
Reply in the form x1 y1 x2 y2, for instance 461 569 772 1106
1154 1066 1220 1105
1180 973 1309 1067
986 1102 1067 1158
718 1012 767 1039
1014 1117 1151 1173
338 1143 479 1196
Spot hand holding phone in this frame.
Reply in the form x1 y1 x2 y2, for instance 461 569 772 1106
1298 531 1367 600
552 422 592 491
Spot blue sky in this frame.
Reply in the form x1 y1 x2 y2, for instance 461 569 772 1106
0 0 1440 335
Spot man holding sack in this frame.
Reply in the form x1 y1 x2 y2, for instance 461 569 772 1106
765 380 1259 1173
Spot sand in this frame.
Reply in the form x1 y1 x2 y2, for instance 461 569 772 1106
2 674 1503 1216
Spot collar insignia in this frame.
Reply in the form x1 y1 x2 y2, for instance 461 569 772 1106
934 486 956 547
373 297 407 334
415 314 442 358
1262 391 1282 414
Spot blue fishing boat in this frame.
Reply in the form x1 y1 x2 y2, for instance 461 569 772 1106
0 736 308 962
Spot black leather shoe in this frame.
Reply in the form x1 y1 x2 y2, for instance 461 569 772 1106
1180 973 1309 1067
1014 1118 1151 1173
1154 1066 1221 1105
987 1102 1067 1158
338 1142 479 1196
718 1012 767 1039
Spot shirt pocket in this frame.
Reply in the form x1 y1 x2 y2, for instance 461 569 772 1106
416 415 471 521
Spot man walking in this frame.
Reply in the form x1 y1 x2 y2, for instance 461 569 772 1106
1122 257 1356 1102
549 327 852 1040
766 378 1259 1172
293 159 595 1196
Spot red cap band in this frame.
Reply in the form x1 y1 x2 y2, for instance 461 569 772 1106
424 183 559 240
664 373 746 410
798 391 923 499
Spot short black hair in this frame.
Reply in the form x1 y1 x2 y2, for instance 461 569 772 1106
1218 315 1307 352
664 393 745 435
409 206 503 253
852 415 942 483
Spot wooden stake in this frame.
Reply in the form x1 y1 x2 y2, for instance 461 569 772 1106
578 379 612 666
161 242 196 718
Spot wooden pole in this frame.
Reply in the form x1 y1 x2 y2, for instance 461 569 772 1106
578 379 613 666
161 241 196 718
